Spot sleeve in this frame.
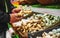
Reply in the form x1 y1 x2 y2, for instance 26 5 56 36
0 10 10 23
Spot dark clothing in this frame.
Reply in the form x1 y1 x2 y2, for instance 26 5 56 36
0 0 13 32
0 0 13 13
0 31 6 38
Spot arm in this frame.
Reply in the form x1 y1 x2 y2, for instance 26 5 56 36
0 10 23 23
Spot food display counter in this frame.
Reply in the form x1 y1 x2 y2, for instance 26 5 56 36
10 5 60 38
8 0 60 38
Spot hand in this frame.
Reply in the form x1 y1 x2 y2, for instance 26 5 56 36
12 8 21 13
10 13 23 23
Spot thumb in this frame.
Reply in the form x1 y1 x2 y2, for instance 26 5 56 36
12 8 21 13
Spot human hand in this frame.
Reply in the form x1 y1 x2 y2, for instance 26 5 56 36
10 13 23 23
12 7 21 13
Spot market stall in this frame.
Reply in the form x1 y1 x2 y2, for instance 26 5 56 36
7 0 60 38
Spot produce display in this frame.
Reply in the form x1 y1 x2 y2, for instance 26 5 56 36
12 6 60 38
13 9 60 35
9 0 60 38
16 5 32 18
36 28 60 38
17 9 32 17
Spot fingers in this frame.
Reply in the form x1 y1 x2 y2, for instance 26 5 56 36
10 13 23 23
12 8 21 13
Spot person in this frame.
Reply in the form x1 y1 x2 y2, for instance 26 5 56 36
0 0 22 38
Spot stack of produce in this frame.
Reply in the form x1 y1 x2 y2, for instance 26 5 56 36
36 28 60 38
13 13 60 34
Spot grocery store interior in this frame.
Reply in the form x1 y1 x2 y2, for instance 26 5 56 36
0 0 60 38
